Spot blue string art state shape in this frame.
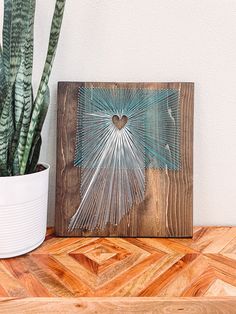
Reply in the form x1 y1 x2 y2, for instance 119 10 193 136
69 87 180 231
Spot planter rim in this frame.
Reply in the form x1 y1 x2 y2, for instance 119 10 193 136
0 162 50 180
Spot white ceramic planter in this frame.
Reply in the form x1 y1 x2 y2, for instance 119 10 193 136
0 163 49 258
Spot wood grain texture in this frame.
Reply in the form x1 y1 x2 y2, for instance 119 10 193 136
0 297 236 314
1 227 236 312
0 227 236 298
55 82 194 237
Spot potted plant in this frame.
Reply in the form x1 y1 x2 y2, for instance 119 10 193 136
0 0 66 258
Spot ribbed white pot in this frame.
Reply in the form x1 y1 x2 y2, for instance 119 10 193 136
0 163 49 258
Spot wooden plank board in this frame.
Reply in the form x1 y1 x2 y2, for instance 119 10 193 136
0 297 236 314
55 82 194 237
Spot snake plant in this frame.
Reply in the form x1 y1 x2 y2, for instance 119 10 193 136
0 0 66 176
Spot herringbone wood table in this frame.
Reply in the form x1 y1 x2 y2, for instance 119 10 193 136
0 227 236 313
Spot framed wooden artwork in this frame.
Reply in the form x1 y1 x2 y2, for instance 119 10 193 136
55 82 194 237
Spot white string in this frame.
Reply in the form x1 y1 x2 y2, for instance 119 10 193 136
69 87 180 231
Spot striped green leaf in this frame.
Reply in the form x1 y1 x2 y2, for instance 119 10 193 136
0 45 6 107
20 0 66 174
2 0 12 83
26 86 50 174
0 0 66 176
13 0 36 172
0 0 33 175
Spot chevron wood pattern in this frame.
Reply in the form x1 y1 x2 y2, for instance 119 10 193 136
0 227 236 313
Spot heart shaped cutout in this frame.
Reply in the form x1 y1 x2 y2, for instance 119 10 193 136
112 115 128 130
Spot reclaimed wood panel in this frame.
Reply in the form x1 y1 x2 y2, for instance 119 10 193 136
55 82 194 237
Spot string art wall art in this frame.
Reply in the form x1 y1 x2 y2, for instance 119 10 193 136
55 82 194 237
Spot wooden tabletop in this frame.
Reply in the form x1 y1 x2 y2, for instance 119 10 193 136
0 226 236 313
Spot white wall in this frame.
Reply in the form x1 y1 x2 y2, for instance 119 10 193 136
1 0 236 226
